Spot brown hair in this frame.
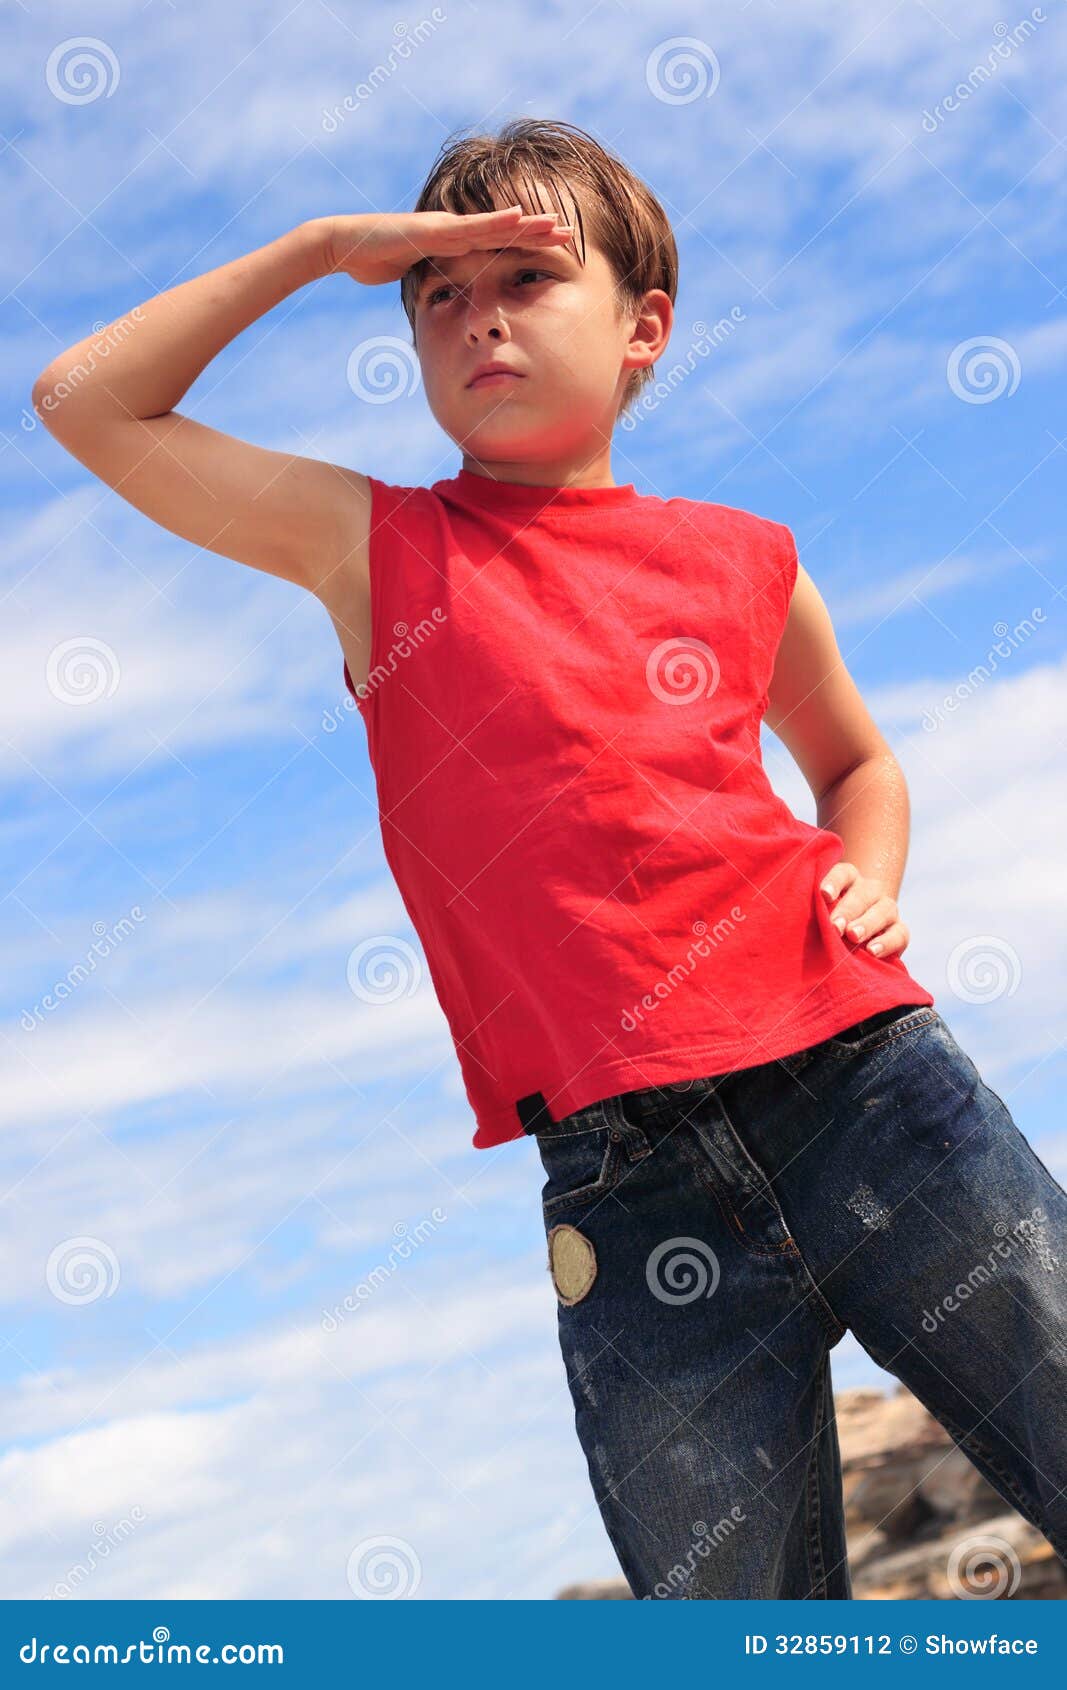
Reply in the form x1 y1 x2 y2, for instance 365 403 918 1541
399 117 678 416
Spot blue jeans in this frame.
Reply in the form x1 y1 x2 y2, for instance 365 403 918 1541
530 1004 1067 1598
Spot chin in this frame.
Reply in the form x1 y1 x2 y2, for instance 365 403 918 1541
451 416 544 454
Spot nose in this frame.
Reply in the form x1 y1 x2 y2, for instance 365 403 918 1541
462 277 510 345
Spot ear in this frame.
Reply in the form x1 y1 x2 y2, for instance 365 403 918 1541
622 288 673 377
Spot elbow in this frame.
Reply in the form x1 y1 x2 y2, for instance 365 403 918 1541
30 369 56 428
813 743 899 807
31 365 73 435
31 360 103 441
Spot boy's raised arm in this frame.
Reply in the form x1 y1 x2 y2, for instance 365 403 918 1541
30 205 573 607
30 217 371 599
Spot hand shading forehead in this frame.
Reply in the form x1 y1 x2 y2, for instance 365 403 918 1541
409 171 589 293
416 240 582 298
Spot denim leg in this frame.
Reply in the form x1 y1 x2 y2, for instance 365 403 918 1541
727 1008 1067 1567
533 1091 852 1599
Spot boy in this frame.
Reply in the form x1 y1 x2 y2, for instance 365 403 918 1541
33 118 1067 1601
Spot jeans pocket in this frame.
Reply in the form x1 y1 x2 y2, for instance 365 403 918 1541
821 1003 938 1059
538 1126 623 1219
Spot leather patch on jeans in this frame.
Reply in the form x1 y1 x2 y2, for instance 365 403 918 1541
547 1224 597 1305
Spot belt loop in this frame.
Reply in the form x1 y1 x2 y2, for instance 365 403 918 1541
605 1092 653 1161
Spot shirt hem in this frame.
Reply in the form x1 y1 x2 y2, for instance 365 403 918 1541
469 978 936 1149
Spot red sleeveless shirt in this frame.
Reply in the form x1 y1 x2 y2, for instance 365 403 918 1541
344 469 934 1149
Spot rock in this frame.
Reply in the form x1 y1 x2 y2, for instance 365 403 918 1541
556 1577 634 1600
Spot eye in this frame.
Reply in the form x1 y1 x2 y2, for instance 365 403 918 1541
425 269 553 307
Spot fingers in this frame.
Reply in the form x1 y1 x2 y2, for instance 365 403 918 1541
477 204 566 225
820 860 858 906
457 208 573 253
863 920 909 958
820 862 906 954
436 205 574 250
841 896 897 944
821 862 858 933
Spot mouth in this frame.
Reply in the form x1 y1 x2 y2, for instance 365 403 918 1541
467 370 524 390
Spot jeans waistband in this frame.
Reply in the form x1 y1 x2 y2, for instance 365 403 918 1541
517 1073 721 1140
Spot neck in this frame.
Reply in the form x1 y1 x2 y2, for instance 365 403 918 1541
458 442 619 490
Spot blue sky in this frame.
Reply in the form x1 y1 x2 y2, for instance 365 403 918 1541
3 0 1066 1600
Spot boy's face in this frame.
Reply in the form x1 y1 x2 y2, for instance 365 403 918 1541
410 180 659 469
